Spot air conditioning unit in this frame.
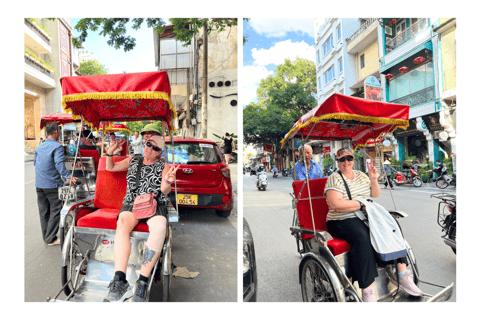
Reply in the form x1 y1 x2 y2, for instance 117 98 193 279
385 26 393 36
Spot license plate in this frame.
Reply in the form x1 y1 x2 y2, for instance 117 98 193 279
177 194 198 205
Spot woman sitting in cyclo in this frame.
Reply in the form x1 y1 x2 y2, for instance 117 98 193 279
103 125 179 302
325 148 422 302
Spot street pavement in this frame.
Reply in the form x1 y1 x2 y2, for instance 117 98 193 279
24 161 238 302
243 171 456 302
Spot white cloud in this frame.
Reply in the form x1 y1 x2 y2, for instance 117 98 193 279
242 65 273 105
249 18 315 38
251 40 315 67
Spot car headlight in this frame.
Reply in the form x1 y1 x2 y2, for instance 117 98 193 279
243 243 250 273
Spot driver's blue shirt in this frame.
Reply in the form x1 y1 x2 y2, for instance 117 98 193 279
293 160 324 181
34 138 71 188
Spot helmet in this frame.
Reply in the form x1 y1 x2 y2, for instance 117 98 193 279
141 123 161 135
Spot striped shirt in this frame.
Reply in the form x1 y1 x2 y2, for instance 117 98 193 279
324 170 372 221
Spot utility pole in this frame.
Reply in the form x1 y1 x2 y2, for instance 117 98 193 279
201 20 208 138
186 68 191 134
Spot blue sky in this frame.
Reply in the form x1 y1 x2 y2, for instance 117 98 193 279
71 18 171 75
242 18 316 106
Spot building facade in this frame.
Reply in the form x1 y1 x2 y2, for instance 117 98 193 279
378 18 454 164
154 21 238 143
313 18 362 168
24 18 77 151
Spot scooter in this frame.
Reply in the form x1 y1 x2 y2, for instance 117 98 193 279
282 169 290 177
256 171 268 191
394 165 422 187
435 168 456 189
431 193 456 254
273 170 279 178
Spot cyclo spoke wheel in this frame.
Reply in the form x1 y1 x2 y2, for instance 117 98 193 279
61 241 85 297
301 258 338 302
60 214 74 248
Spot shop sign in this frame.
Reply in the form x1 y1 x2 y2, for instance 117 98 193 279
322 146 331 153
364 76 381 101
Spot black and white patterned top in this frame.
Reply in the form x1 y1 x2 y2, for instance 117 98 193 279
122 156 168 206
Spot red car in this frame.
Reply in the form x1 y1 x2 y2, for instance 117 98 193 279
165 137 234 217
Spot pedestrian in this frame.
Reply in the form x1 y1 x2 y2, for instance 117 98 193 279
39 137 44 144
109 132 123 156
383 160 396 189
220 133 235 165
293 144 324 180
34 123 77 246
130 130 144 157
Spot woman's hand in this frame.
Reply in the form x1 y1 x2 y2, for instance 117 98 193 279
367 160 378 180
165 164 180 184
107 138 125 154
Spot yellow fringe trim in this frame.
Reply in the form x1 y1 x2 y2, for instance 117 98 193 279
61 91 177 133
280 113 409 148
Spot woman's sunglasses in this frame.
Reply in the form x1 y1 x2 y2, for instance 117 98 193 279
338 155 354 162
145 141 161 152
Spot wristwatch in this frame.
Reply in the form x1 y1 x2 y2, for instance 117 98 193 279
357 201 365 212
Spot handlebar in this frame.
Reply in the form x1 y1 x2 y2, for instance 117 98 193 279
430 193 456 203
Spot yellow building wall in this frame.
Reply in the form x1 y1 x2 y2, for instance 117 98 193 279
358 40 379 81
25 81 46 150
441 25 456 91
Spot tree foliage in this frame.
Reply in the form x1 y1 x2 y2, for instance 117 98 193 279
243 57 317 149
77 59 108 75
72 18 237 51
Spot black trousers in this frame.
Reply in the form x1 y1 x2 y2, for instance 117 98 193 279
36 187 63 244
384 175 393 188
326 217 407 289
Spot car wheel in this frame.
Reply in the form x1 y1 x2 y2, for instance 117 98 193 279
216 210 231 218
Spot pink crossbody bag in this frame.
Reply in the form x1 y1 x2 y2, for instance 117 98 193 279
132 158 158 220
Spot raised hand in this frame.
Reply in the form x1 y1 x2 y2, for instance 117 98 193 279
165 164 180 184
367 160 378 180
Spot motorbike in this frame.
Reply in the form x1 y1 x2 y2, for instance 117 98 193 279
273 170 279 178
256 171 268 191
282 169 290 177
283 93 453 302
430 193 456 254
435 168 456 189
47 71 178 302
394 165 422 187
250 168 256 176
324 166 336 176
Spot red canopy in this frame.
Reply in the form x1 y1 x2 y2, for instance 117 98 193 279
40 113 80 129
60 71 176 132
98 122 132 134
281 93 409 149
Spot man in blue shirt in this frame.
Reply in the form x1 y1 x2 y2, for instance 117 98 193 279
35 123 77 245
293 144 324 180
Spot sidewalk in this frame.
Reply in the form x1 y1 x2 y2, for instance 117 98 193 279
228 163 238 195
25 152 35 162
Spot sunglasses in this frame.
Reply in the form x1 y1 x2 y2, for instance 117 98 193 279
145 141 161 152
338 155 354 162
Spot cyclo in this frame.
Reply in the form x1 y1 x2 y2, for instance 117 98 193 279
284 93 454 302
48 71 179 302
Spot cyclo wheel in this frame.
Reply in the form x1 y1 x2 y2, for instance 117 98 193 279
60 213 74 248
61 241 85 297
301 257 339 302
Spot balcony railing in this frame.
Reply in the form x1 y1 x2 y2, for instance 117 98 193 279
345 18 377 45
25 55 53 76
25 19 51 45
386 19 429 53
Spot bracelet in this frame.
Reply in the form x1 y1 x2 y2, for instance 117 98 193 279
105 154 113 157
163 178 173 185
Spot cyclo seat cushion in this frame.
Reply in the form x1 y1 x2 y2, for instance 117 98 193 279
292 178 351 256
76 156 149 232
